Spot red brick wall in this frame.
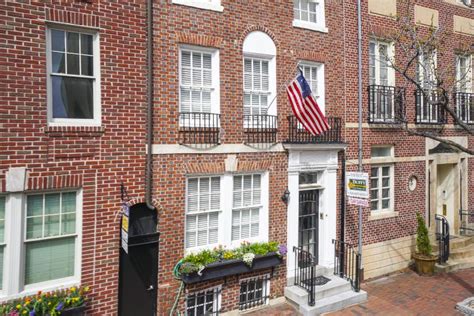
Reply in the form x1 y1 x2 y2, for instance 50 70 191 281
1 1 148 315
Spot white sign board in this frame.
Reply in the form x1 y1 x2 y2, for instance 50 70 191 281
348 197 369 207
346 172 369 199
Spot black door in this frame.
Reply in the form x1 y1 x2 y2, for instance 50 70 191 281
299 190 319 264
118 203 159 316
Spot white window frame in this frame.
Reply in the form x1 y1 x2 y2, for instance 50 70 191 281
293 0 328 33
0 191 82 300
172 0 223 12
456 54 473 93
46 25 101 127
417 50 439 123
370 165 394 214
185 285 222 315
369 40 395 87
179 45 220 127
184 173 269 254
298 61 325 114
239 274 270 309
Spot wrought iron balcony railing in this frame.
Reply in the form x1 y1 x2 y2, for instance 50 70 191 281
368 85 405 124
178 112 220 144
454 92 474 124
243 114 278 143
286 116 342 144
415 90 446 124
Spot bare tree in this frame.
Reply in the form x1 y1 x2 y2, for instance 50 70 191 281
370 1 474 155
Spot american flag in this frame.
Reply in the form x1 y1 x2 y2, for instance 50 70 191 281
286 72 330 135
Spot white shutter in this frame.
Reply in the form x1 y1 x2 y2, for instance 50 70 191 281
191 90 201 113
181 51 191 85
187 178 198 213
241 209 250 238
210 177 220 210
251 209 259 237
186 215 197 248
253 60 261 90
197 214 208 246
208 212 218 244
199 178 210 212
244 59 252 90
232 210 240 241
180 88 191 113
203 53 212 87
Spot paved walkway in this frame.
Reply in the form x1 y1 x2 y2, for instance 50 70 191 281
246 268 474 316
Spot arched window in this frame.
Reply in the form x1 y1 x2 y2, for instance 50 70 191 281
242 31 277 127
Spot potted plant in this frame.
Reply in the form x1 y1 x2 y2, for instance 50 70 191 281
413 213 438 275
175 242 286 284
0 286 89 316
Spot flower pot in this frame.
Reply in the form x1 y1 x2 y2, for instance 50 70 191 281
181 252 283 284
413 253 438 276
49 306 86 316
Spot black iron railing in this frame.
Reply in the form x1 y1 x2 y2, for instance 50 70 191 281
238 275 270 311
368 85 405 124
454 92 474 124
415 90 446 124
333 239 361 292
178 112 220 144
243 114 278 143
293 246 316 306
435 214 450 264
460 209 474 236
286 116 342 144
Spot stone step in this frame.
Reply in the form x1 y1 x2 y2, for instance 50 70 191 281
449 244 474 260
299 290 367 315
435 256 474 273
285 275 353 306
431 236 474 252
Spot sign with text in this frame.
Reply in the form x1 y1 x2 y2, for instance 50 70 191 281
346 172 369 199
348 197 369 207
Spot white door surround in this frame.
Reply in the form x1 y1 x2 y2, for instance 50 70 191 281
285 144 344 280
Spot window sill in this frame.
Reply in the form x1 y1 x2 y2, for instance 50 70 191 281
42 125 105 136
172 0 224 12
368 211 399 221
292 20 328 33
0 279 79 302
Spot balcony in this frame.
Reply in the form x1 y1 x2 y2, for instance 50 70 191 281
454 92 474 125
368 85 405 124
286 116 342 144
415 90 446 124
243 114 278 143
178 112 220 144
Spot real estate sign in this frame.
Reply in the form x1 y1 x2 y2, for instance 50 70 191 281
346 171 369 206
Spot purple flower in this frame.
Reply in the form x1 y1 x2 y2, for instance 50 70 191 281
278 244 287 256
56 302 64 311
29 311 36 316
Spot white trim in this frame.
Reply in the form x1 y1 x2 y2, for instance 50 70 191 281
185 285 222 315
172 0 224 12
46 26 101 127
298 61 325 114
369 164 395 213
292 0 328 33
292 19 328 33
369 39 395 86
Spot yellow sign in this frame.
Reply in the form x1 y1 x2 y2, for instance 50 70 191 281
348 179 367 191
122 215 129 232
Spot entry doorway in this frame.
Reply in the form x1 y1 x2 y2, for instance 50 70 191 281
299 190 319 264
436 163 457 235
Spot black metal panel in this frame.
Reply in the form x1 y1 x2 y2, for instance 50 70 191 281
367 85 405 124
435 214 450 264
118 203 159 316
299 190 319 264
286 116 342 144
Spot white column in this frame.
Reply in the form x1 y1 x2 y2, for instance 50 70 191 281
319 168 337 268
286 171 299 280
4 193 24 295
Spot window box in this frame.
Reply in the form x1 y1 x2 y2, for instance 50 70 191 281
57 306 86 316
180 252 283 284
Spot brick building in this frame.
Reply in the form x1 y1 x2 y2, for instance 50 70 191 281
1 0 473 315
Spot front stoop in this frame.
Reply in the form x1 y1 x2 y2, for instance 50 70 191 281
284 275 367 315
434 236 474 273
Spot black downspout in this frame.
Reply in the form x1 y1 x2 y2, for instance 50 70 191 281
145 0 154 210
339 150 346 276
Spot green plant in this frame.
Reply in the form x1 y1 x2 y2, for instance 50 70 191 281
416 212 432 256
0 286 89 316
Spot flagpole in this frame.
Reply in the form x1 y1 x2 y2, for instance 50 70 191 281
264 66 302 112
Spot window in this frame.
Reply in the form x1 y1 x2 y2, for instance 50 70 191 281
293 0 327 32
179 46 220 127
172 0 223 12
416 50 440 123
369 40 394 86
185 173 269 252
47 27 100 126
232 175 261 241
299 62 325 113
0 191 81 298
244 58 270 116
242 31 277 128
185 177 220 249
417 50 437 90
25 193 78 285
456 54 472 93
239 275 270 311
371 146 393 158
186 287 221 315
370 166 393 212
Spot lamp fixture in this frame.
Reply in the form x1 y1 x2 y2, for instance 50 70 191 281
281 189 290 204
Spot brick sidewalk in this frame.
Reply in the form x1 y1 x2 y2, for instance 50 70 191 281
246 268 474 316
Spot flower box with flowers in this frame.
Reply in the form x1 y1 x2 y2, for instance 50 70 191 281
175 242 287 284
0 286 89 316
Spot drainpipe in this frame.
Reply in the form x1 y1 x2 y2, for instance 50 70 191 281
145 0 154 210
356 0 363 260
